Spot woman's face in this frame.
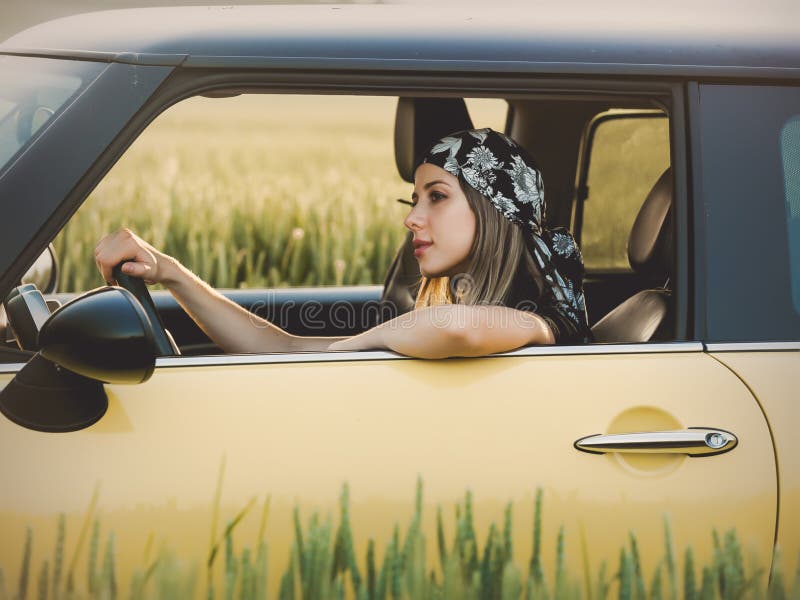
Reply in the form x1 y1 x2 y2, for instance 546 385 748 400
405 163 476 278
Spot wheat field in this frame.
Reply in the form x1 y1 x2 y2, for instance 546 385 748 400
51 94 664 293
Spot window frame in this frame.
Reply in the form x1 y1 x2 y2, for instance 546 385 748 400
0 65 692 366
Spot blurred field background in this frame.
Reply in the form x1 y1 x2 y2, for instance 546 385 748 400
52 92 668 292
53 95 507 292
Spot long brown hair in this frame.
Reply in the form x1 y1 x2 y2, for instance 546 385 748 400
414 175 543 309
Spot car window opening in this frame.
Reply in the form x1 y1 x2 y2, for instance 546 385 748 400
2 88 678 363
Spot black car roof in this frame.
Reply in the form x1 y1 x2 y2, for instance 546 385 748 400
1 4 799 78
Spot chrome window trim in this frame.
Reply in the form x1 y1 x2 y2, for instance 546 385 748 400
705 341 800 352
0 342 710 374
153 341 704 368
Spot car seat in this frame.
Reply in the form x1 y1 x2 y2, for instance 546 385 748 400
590 168 674 342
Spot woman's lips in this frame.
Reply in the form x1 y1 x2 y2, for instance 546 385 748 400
413 241 432 257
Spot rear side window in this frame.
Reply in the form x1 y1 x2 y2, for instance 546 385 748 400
780 117 800 314
698 84 800 342
579 111 670 271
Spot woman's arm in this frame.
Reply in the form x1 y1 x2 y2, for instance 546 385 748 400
328 304 555 358
95 229 346 354
158 258 347 353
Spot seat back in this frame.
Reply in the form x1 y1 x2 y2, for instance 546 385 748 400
394 97 474 183
591 168 674 342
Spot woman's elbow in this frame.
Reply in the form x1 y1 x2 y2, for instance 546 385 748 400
443 321 494 357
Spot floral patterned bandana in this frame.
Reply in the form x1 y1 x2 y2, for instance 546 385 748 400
418 128 590 338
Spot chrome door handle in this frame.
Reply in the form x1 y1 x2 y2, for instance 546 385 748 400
574 427 737 457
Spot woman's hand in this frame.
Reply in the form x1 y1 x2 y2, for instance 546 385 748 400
94 228 176 286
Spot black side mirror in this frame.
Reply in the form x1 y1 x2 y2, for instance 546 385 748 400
0 287 159 432
39 286 159 384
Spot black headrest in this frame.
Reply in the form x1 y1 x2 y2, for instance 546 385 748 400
394 98 474 183
628 168 673 279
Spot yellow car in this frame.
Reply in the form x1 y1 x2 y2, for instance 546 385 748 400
0 4 797 599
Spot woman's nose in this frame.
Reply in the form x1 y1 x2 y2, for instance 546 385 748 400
404 206 425 232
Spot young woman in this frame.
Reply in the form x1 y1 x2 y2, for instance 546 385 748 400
94 128 591 359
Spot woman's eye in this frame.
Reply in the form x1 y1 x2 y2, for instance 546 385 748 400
431 191 446 201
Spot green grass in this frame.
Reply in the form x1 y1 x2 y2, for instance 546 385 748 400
3 478 797 600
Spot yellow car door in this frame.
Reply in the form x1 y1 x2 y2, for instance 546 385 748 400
0 343 776 599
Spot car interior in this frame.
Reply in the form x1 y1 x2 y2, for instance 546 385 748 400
1 89 675 361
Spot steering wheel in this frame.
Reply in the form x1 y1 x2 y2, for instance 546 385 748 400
112 263 179 356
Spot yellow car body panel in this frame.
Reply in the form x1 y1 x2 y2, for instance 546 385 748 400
709 350 800 577
0 350 778 597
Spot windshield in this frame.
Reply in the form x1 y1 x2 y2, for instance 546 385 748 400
0 55 105 172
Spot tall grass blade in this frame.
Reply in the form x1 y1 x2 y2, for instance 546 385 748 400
437 506 448 574
88 519 100 599
596 561 608 600
504 503 513 564
649 561 663 600
723 529 744 599
341 483 362 593
224 522 238 600
578 521 593 600
390 525 402 600
208 455 227 598
529 488 544 585
36 561 48 600
405 529 426 600
442 552 464 600
366 539 376 600
53 514 65 600
501 561 522 600
618 547 633 600
375 535 391 600
238 547 254 600
684 547 697 600
66 483 101 595
101 533 117 600
255 541 268 600
278 553 295 600
490 527 506 600
256 495 271 550
17 526 32 600
628 532 645 600
554 525 567 599
209 497 256 569
699 566 715 600
463 490 478 579
479 523 497 600
661 516 676 600
293 506 306 583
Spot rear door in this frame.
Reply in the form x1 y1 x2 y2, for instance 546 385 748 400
690 82 800 587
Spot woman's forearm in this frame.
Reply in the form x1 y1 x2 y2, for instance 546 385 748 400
160 257 346 353
329 304 554 358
